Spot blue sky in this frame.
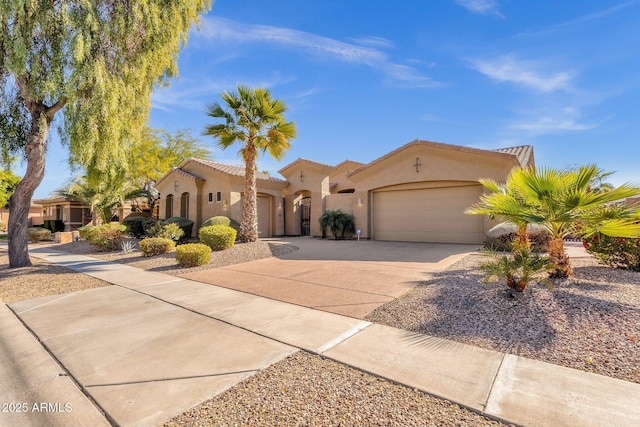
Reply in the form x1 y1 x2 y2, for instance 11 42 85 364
31 0 640 197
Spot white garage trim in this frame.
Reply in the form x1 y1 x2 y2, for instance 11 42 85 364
373 183 484 244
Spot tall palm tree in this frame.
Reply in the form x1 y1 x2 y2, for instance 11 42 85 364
203 85 296 242
467 165 640 278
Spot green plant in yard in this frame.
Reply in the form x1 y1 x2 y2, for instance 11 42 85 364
139 238 175 257
120 240 137 254
584 234 640 271
28 227 51 243
77 225 97 241
86 223 127 251
199 225 237 251
467 165 640 278
164 217 194 240
202 215 240 231
480 242 551 297
175 243 211 267
319 209 355 240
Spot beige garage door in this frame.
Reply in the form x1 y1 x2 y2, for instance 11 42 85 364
373 185 484 244
257 195 271 238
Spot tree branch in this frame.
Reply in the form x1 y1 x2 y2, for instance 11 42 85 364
46 97 67 118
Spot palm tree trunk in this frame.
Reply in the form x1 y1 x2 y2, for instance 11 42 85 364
514 224 530 250
240 138 259 242
548 237 572 278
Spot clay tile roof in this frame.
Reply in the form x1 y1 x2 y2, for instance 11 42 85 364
195 159 288 183
494 145 535 168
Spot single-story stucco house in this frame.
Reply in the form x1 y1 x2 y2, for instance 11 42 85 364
155 139 534 244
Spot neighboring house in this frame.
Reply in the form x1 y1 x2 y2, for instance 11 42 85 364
156 139 534 244
0 205 44 229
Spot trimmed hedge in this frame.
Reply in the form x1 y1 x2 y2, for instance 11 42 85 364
28 227 51 243
43 219 65 232
165 216 194 240
123 216 153 238
139 237 175 257
175 243 211 268
202 215 240 231
86 223 127 251
199 225 237 251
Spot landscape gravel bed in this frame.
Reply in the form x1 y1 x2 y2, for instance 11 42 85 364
46 239 299 276
367 254 640 384
164 350 508 427
0 245 110 303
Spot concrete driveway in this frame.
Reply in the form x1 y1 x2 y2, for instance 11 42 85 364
180 237 479 318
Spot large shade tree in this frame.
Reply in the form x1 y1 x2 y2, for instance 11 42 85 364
467 165 640 278
204 85 296 242
0 1 211 267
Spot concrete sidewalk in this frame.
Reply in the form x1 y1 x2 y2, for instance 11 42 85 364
3 245 639 426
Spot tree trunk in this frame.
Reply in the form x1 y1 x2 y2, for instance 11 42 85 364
239 138 259 242
8 105 53 267
548 237 572 278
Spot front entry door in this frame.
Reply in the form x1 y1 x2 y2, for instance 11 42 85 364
300 197 311 236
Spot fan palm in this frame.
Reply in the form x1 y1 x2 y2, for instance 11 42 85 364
468 165 640 278
203 85 296 242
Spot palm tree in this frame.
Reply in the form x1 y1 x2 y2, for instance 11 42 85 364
58 170 147 224
204 85 296 242
468 165 640 278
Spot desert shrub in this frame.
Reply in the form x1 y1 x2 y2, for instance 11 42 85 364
152 222 184 241
584 234 640 271
0 220 6 232
139 237 175 257
43 219 65 232
164 216 194 240
199 225 236 251
202 215 240 231
175 243 211 267
28 227 51 243
485 222 552 252
87 223 127 251
77 225 97 240
319 209 355 240
123 216 153 238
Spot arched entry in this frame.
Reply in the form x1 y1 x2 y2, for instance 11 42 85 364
300 197 311 236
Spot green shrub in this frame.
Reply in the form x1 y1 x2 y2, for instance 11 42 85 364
202 215 240 231
584 234 640 271
139 237 175 257
175 243 211 267
43 219 65 232
123 216 153 238
0 220 6 232
77 225 97 240
87 223 127 251
319 209 355 240
146 222 184 242
28 227 51 243
485 222 552 252
199 225 237 251
164 216 194 240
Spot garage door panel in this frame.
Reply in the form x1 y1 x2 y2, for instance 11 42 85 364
373 185 483 244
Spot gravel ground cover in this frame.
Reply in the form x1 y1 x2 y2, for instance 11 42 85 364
367 254 640 384
164 351 508 427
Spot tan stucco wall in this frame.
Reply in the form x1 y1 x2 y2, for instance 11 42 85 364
347 144 520 240
158 162 287 236
329 161 361 194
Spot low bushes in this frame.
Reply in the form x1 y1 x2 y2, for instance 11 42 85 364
123 216 153 238
43 219 65 232
85 223 127 251
175 243 211 267
139 237 175 257
199 225 236 251
584 234 640 271
202 215 240 231
485 222 551 252
164 217 194 240
28 227 51 243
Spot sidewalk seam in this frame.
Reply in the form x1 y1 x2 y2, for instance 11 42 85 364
482 352 506 414
4 304 117 427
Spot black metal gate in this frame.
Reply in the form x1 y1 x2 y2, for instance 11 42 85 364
300 197 311 236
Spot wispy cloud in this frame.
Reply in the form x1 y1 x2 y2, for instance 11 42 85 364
455 0 504 17
509 107 609 134
196 17 443 88
471 54 575 92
